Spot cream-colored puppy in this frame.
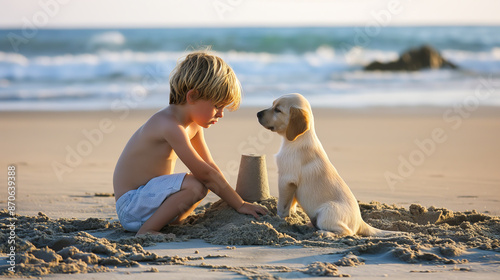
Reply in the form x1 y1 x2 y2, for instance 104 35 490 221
258 93 389 236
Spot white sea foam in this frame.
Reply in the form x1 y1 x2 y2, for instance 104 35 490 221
88 31 126 47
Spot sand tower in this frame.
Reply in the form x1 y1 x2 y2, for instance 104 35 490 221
235 154 271 202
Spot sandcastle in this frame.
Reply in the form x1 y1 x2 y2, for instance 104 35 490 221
235 154 271 202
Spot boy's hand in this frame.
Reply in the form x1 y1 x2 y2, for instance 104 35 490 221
237 202 268 219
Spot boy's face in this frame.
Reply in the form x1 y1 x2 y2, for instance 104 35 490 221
190 99 224 128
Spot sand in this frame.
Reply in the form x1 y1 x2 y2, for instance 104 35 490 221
1 106 500 278
1 197 499 277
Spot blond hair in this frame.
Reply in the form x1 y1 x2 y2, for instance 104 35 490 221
169 51 241 111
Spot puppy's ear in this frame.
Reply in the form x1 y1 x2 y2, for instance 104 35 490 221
286 107 310 141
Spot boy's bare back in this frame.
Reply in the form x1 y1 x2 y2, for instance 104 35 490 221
113 107 199 200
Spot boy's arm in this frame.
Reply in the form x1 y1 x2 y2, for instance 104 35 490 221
166 124 265 217
190 128 223 175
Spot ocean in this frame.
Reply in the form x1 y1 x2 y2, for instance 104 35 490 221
0 26 499 111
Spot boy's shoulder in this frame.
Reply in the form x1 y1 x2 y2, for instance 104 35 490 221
144 108 176 129
143 107 198 138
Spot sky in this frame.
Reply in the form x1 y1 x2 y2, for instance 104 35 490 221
0 0 499 29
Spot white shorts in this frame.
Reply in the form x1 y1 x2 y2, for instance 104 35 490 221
115 173 186 232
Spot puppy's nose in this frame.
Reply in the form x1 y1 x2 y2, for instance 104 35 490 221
257 110 264 119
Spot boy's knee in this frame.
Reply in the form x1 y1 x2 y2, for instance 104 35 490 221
193 183 208 200
183 175 208 200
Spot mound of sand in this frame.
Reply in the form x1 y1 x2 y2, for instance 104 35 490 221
165 197 499 264
165 198 315 245
1 197 499 276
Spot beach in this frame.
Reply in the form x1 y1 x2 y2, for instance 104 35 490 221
1 106 499 278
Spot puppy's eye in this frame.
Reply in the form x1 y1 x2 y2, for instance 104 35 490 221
274 107 281 113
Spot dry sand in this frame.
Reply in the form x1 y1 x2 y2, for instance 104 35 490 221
1 106 499 278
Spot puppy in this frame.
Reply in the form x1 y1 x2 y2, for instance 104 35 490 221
258 93 390 236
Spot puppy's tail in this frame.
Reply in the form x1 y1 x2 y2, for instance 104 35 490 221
357 221 398 237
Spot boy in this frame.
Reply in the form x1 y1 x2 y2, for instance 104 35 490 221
113 51 267 236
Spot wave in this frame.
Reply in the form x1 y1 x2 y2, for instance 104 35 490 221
0 50 181 81
0 46 499 83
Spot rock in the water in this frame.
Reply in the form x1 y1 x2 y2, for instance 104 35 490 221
364 45 458 71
